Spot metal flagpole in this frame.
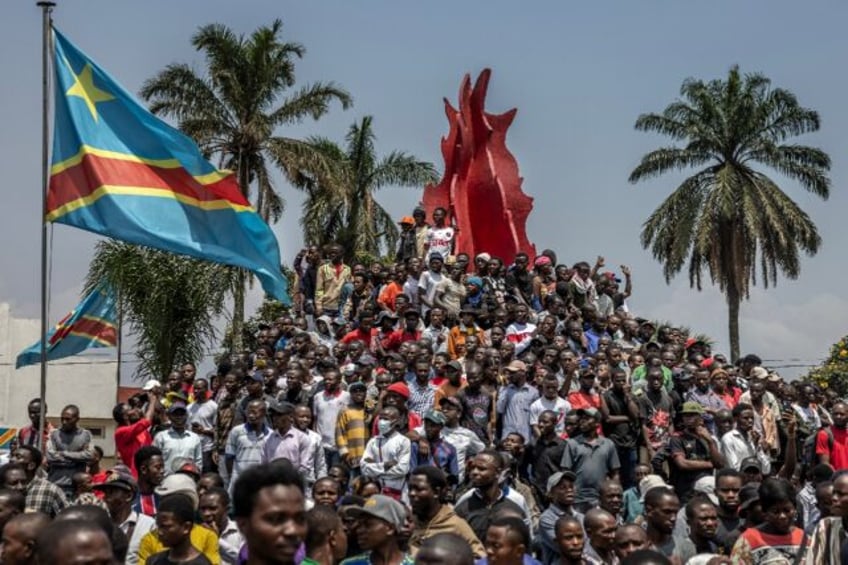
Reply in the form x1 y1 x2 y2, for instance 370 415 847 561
37 0 55 453
115 289 122 403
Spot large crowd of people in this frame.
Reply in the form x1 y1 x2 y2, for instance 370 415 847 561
3 206 847 565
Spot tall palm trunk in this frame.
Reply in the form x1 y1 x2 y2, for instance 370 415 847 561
726 286 741 362
232 160 250 352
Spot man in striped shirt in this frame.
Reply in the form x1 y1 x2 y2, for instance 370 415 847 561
225 399 271 493
335 382 369 473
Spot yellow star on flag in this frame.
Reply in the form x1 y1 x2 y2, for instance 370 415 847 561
65 63 114 122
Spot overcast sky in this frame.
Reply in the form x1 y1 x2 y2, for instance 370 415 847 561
3 1 847 380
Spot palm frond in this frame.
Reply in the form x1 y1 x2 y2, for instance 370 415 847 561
369 151 439 190
270 82 353 126
628 147 713 183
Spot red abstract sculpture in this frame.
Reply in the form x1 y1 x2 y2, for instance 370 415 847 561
423 69 536 266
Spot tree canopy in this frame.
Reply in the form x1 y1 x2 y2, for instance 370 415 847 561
630 65 830 360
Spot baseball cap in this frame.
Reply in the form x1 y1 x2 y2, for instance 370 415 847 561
346 494 406 532
439 396 462 411
168 400 188 413
739 482 761 512
602 270 621 283
92 470 137 493
768 372 782 383
423 410 447 425
398 216 415 225
376 311 398 324
268 400 295 415
355 357 376 368
638 474 672 502
174 458 201 479
248 371 265 382
505 360 527 372
546 470 577 493
445 360 463 373
740 457 762 473
385 382 410 399
341 363 357 377
693 475 719 506
142 379 161 392
672 368 689 382
154 473 199 509
680 401 705 415
348 381 368 393
577 407 601 420
750 367 769 380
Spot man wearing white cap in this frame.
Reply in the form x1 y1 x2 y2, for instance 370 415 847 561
538 470 583 565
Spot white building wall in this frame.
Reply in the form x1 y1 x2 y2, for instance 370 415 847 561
0 303 118 456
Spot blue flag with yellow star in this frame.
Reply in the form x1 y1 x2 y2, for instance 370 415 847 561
47 29 290 304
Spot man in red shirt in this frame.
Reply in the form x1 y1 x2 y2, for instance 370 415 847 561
567 369 602 411
818 402 848 470
113 389 159 477
341 311 377 349
380 310 423 353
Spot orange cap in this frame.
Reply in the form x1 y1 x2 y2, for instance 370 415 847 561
398 216 415 225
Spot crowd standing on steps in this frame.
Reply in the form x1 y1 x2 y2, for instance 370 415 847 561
3 207 845 565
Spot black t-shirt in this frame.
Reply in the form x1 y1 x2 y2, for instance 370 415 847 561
455 492 527 543
668 432 713 502
715 513 742 554
602 390 639 448
147 551 213 565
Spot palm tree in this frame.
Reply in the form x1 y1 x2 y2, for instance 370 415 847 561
140 19 352 349
630 66 830 361
301 116 439 262
85 241 233 380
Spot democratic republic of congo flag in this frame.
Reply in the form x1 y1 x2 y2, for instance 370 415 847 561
16 283 118 369
46 29 290 304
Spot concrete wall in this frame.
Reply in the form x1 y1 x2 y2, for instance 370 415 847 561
0 303 118 456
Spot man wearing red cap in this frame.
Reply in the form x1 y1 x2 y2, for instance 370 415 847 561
371 382 422 438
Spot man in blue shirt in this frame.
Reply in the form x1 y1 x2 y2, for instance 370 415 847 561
411 410 459 485
497 361 540 444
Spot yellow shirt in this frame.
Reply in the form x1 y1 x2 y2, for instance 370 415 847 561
137 524 220 565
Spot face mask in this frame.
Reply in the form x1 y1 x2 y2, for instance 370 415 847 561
377 418 394 436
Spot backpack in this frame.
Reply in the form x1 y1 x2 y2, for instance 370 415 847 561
802 427 833 467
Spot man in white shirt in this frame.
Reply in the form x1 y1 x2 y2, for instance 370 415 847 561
418 254 445 317
294 405 328 496
424 207 455 260
187 378 218 474
362 406 411 501
505 305 537 356
719 402 771 474
311 368 349 468
530 375 572 439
